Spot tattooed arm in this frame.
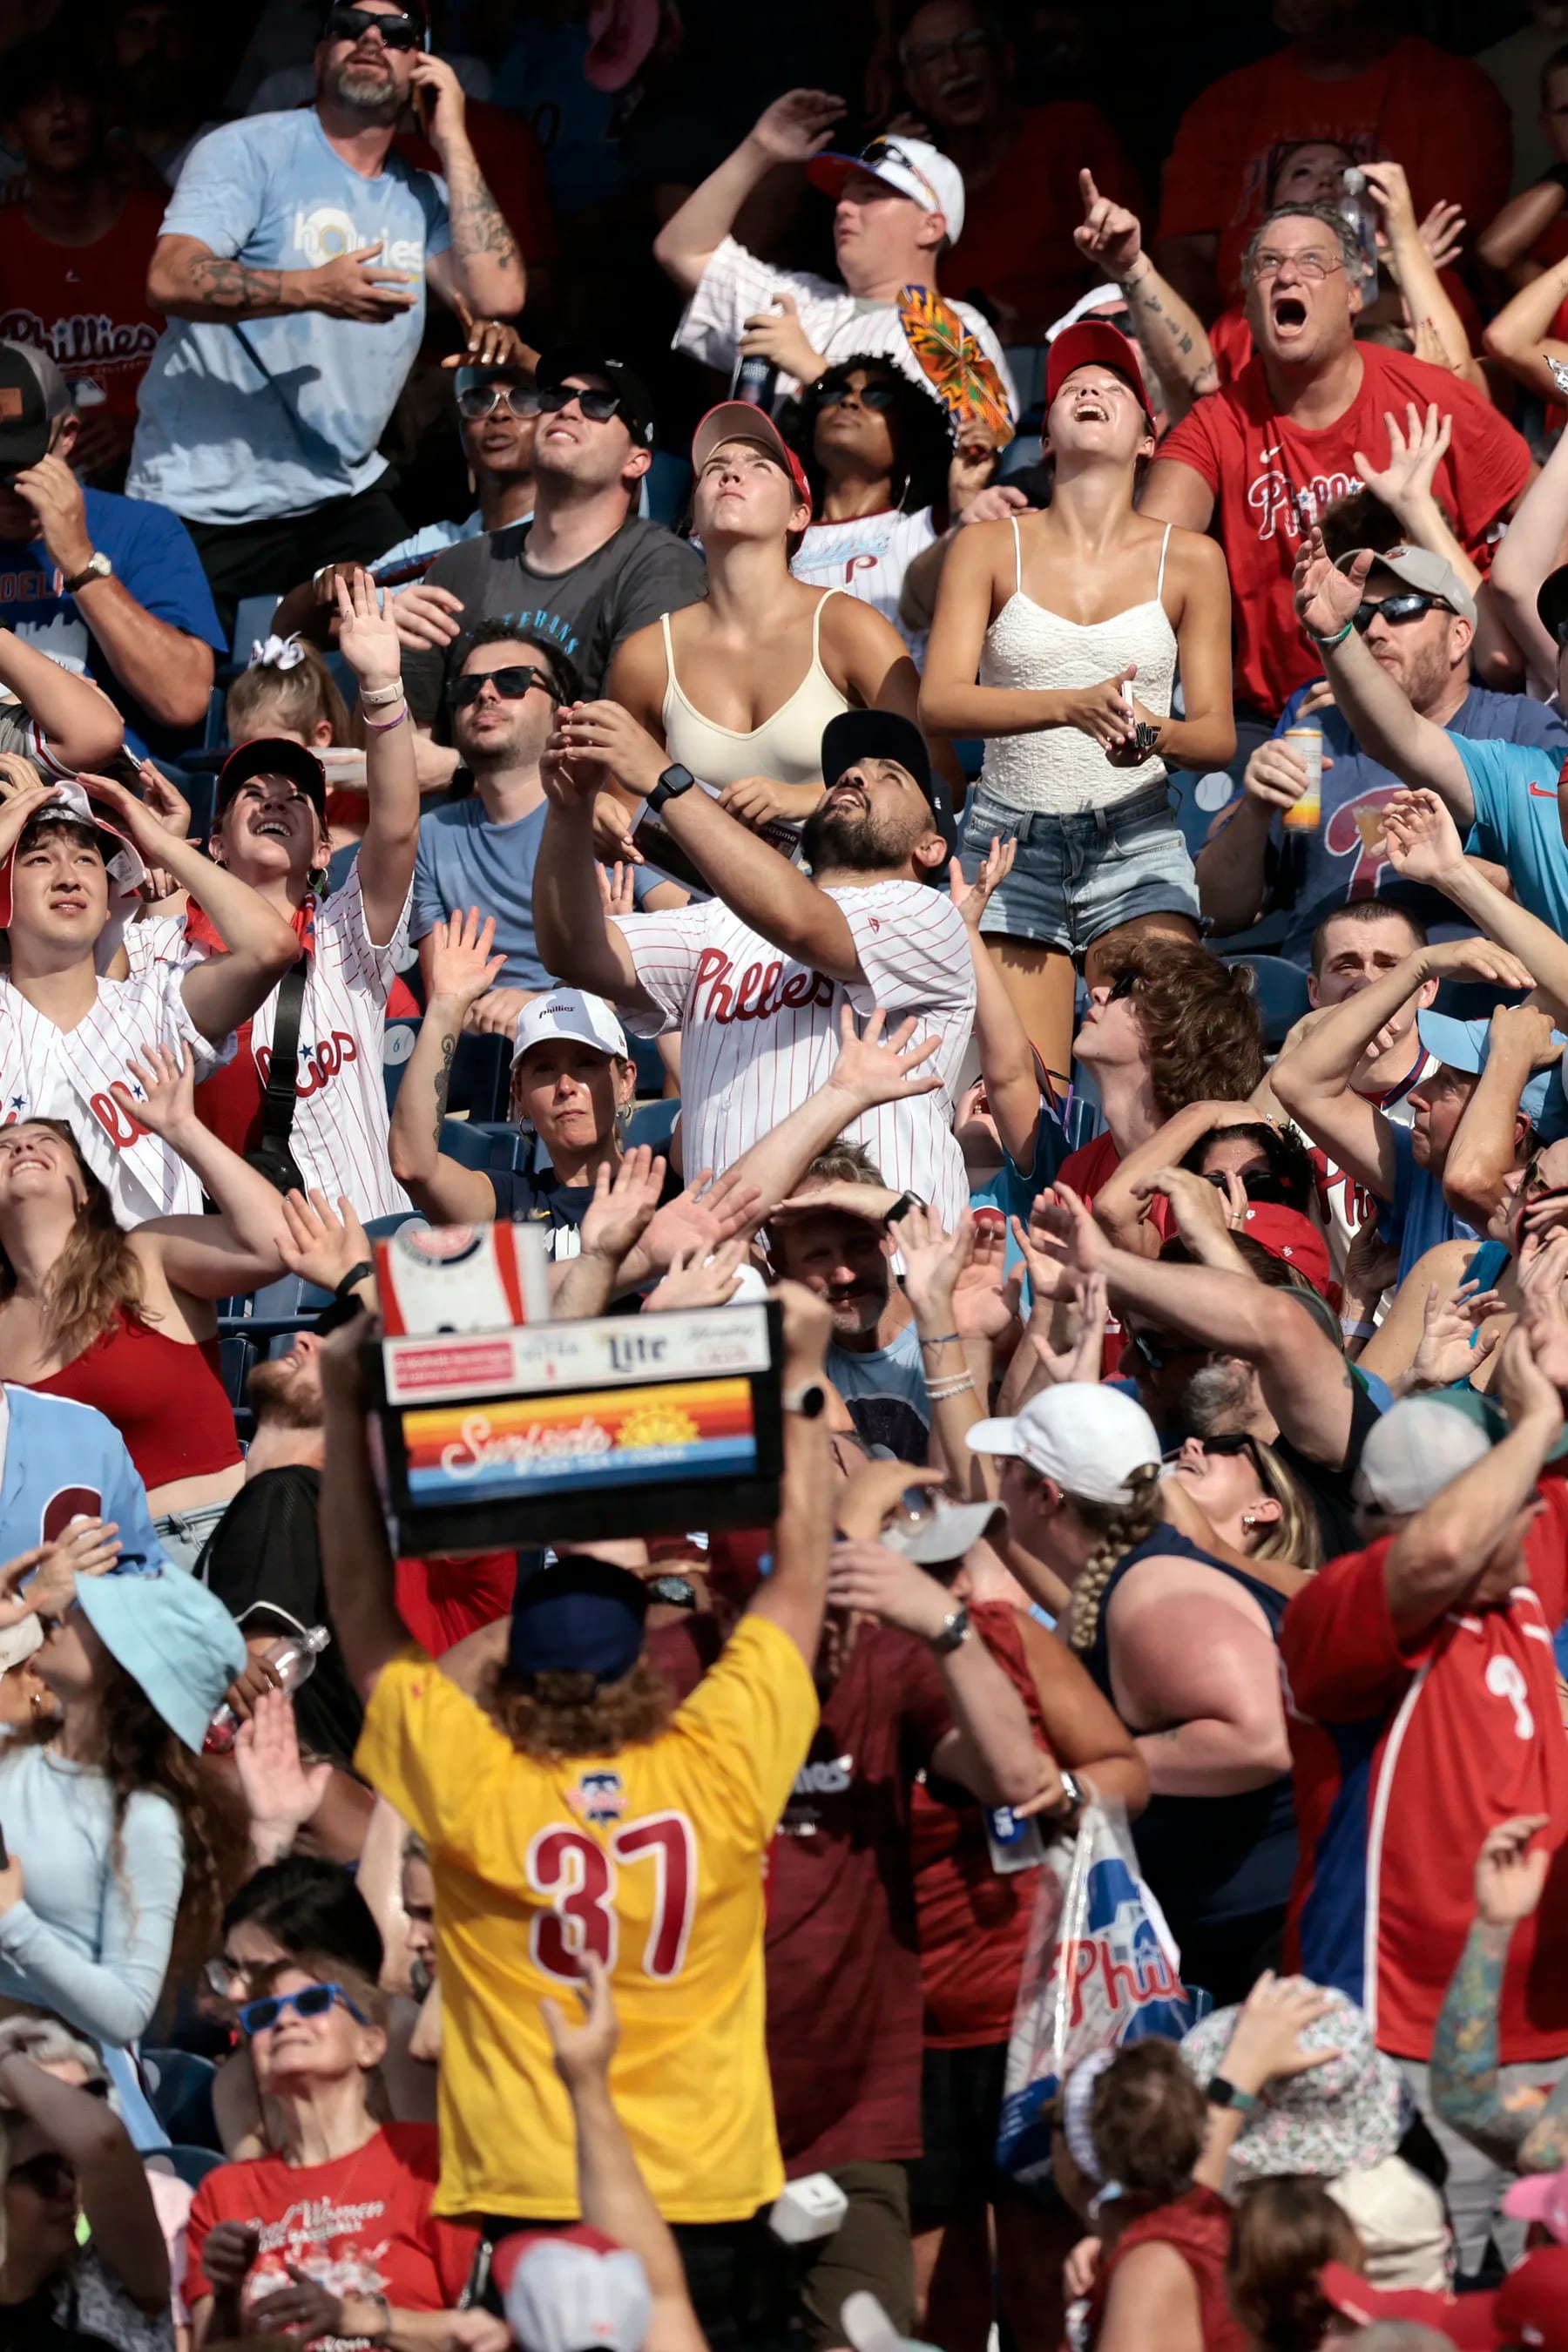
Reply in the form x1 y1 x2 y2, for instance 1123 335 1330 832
1072 170 1216 425
388 912 504 1225
147 233 422 325
414 55 524 320
1432 1814 1559 2165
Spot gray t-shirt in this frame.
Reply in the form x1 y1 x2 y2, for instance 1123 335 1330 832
402 513 706 727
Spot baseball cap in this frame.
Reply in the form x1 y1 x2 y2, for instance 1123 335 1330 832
511 989 629 1069
490 2227 652 2352
0 775 148 938
1417 1009 1567 1129
0 341 68 478
1504 2158 1568 2240
1044 320 1152 427
1495 2242 1568 2349
880 1496 1005 1566
1337 541 1477 629
534 346 657 450
1237 1202 1332 1294
691 402 813 515
508 1555 650 1686
820 708 957 855
217 737 328 825
1315 2261 1497 2348
968 1384 1161 1504
1353 1393 1497 1517
1538 561 1568 646
806 133 965 241
74 1565 247 1753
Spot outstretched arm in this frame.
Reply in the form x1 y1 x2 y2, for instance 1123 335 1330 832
112 1042 291 1294
1432 1814 1561 2164
724 1003 943 1215
317 1312 409 1704
335 570 421 947
531 770 657 1012
1483 420 1568 696
1482 253 1568 410
652 88 845 294
744 1288 835 1664
0 629 123 772
1073 167 1216 420
1383 787 1568 1028
0 2053 167 2314
388 909 508 1222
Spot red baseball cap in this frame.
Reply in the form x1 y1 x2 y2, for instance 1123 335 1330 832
1044 320 1152 427
1495 2242 1568 2349
1317 2261 1497 2347
1240 1203 1333 1296
692 403 814 517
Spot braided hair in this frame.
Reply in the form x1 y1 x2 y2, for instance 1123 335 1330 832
1065 1462 1165 1656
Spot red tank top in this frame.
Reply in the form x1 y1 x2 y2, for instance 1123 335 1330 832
29 1307 241 1492
910 1599 1050 2048
1084 2186 1246 2352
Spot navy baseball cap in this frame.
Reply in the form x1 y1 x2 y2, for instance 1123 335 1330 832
508 1554 650 1686
821 707 957 855
218 737 328 824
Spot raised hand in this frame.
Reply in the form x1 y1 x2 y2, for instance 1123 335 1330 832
823 1002 943 1117
109 1038 196 1141
0 1517 121 1630
1024 1268 1109 1386
644 1233 750 1312
279 1189 372 1294
1293 524 1366 643
551 700 666 798
1074 167 1144 280
135 759 193 842
1473 1815 1551 1930
335 564 403 693
951 1213 1022 1342
747 87 847 163
542 1950 619 2087
596 862 638 920
1219 1969 1342 2093
1420 932 1535 993
738 294 828 384
579 1147 669 1269
1351 402 1452 517
1378 786 1466 888
1417 198 1465 274
1406 1277 1503 1392
892 1200 970 1328
638 1165 765 1274
949 834 1016 934
234 1686 331 1850
425 906 505 1014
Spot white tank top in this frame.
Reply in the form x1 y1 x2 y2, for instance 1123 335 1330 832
977 517 1179 817
659 589 850 790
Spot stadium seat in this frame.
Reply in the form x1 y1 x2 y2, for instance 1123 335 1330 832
160 2145 226 2188
141 2049 219 2149
1225 953 1309 1051
627 1098 679 1152
449 1031 512 1122
644 450 693 529
383 1016 419 1110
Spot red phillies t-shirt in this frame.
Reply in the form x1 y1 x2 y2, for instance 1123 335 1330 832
652 1612 952 2173
944 104 1141 341
1156 36 1511 301
1158 343 1531 715
910 1600 1049 2047
1280 1484 1568 2063
186 2124 476 2323
0 191 166 417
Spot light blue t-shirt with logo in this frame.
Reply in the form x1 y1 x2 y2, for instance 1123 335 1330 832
127 110 450 528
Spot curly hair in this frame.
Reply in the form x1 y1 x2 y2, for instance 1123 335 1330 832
1057 1461 1165 1655
1227 2177 1362 2352
478 1652 677 1761
783 352 956 516
1099 938 1265 1115
0 1119 152 1363
1090 2039 1207 2200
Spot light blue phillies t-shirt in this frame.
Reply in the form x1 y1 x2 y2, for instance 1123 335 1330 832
128 110 450 527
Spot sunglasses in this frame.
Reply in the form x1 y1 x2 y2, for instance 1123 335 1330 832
857 137 942 211
1125 1327 1206 1372
1105 970 1142 1003
238 1982 368 2038
818 380 901 412
1176 1431 1266 1469
531 383 624 425
1351 591 1447 632
8 2151 76 2198
325 3 423 47
456 381 534 422
449 663 563 709
1201 1166 1305 1211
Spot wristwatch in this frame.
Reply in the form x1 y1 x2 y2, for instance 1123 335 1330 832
646 1573 699 1609
929 1603 971 1656
648 761 697 814
63 551 112 594
1204 2073 1259 2114
781 1381 827 1418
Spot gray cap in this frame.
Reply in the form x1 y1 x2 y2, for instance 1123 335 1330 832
1352 1395 1495 1517
880 1497 1006 1566
1335 541 1477 629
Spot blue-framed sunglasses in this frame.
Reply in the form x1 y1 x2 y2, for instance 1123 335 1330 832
238 1981 368 2038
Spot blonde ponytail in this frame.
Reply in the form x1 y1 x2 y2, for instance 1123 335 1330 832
1066 1462 1165 1655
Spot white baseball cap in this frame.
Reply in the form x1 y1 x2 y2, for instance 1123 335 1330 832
807 134 966 242
1352 1395 1495 1517
968 1384 1160 1504
493 2230 651 2352
511 989 629 1068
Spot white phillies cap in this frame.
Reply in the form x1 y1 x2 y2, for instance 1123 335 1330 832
511 989 629 1068
493 2229 652 2352
1352 1395 1495 1517
968 1383 1160 1504
807 134 966 242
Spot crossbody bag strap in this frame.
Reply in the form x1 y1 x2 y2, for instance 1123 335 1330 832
260 955 310 1153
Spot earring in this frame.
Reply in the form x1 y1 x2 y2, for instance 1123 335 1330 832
1242 1512 1256 1530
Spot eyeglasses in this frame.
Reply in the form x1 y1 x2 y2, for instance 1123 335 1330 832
530 383 625 426
456 382 534 422
904 25 993 70
449 664 564 709
325 4 423 50
8 2152 75 2198
1351 591 1446 632
1247 249 1344 283
204 1954 250 1997
237 1982 368 2038
818 380 901 412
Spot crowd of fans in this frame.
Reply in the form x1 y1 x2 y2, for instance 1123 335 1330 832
10 2 1568 2351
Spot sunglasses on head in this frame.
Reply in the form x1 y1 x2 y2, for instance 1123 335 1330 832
456 381 534 422
531 383 624 425
325 3 423 47
1351 591 1447 632
818 380 901 412
238 1981 368 2038
449 663 563 709
8 2151 76 2198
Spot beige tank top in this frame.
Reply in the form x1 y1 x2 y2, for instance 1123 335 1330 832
659 589 850 789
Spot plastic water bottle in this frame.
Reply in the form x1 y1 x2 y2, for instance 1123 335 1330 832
1339 167 1379 303
204 1625 332 1754
730 354 779 411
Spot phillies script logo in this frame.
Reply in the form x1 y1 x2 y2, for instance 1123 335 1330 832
1323 784 1401 897
1246 443 1361 544
692 951 835 1024
257 1031 360 1098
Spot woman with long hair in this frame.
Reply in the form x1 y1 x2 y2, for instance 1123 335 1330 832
1164 1431 1324 1578
970 1382 1297 2007
1227 2179 1363 2352
0 1045 300 1568
920 320 1234 1091
0 1544 244 2147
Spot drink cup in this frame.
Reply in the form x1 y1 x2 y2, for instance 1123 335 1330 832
1282 727 1323 830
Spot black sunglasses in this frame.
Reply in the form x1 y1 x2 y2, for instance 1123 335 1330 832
1106 970 1141 1003
456 382 533 422
1202 1166 1304 1211
449 663 564 709
530 383 624 425
1351 591 1447 632
325 3 423 48
818 381 901 412
238 1981 368 2038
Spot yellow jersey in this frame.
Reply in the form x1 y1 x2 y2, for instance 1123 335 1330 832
355 1612 818 2221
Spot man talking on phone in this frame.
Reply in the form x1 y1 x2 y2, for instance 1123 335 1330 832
126 0 524 628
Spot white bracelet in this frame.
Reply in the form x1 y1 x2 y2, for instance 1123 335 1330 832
360 679 405 709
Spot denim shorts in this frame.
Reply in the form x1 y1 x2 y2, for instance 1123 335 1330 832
959 778 1200 956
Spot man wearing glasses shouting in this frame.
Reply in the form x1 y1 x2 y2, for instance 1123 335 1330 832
128 0 523 627
1142 201 1530 733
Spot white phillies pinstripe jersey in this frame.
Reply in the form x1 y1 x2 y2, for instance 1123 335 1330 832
613 882 975 1227
0 956 234 1227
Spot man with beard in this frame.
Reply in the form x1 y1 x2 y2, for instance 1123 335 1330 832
534 707 976 1228
128 0 523 622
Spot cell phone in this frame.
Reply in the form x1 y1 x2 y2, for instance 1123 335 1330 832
411 79 433 139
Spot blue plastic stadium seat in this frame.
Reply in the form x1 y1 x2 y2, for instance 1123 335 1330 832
450 1032 511 1122
161 2145 226 2188
383 1016 419 1111
1225 953 1309 1051
627 1098 679 1152
218 1334 255 1408
644 450 693 529
141 2050 219 2149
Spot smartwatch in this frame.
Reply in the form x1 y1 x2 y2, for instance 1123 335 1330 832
1204 2074 1258 2114
929 1603 971 1656
648 761 697 814
884 1189 924 1226
781 1381 828 1418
